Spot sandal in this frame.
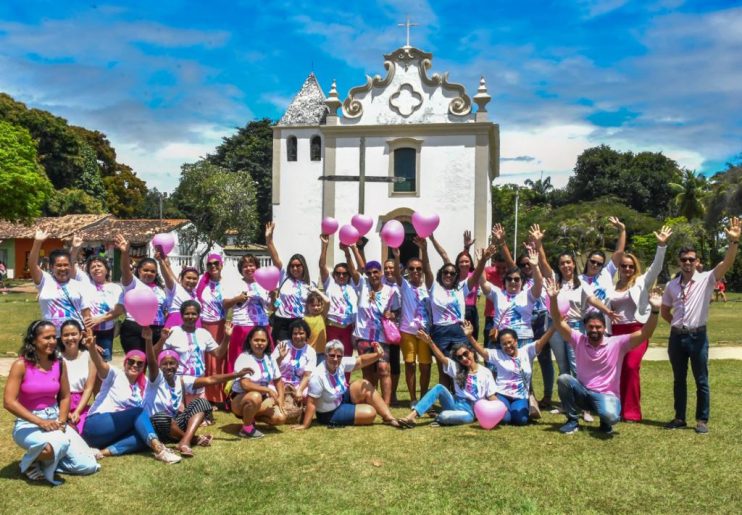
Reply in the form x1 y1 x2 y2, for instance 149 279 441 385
195 434 213 447
398 418 416 429
384 418 409 430
24 462 44 481
176 445 194 457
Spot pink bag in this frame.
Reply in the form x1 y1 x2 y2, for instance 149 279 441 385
382 318 401 344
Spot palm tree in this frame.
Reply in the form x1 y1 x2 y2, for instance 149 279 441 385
669 169 708 221
524 176 553 204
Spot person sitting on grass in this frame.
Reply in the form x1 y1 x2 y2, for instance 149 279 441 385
400 329 497 427
463 321 556 425
229 326 287 439
293 339 412 430
143 327 253 457
546 278 662 435
271 319 317 424
59 320 96 434
4 320 99 484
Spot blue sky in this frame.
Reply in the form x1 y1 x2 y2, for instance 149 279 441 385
0 0 740 192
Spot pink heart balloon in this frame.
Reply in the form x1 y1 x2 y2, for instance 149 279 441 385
411 212 440 238
254 266 281 291
321 217 339 236
381 220 405 249
338 224 360 246
351 214 374 236
545 295 570 318
152 233 175 256
124 287 159 326
474 399 507 430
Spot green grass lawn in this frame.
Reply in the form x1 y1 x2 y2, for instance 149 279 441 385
1 361 741 513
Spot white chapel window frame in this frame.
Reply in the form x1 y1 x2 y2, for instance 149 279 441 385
386 137 423 198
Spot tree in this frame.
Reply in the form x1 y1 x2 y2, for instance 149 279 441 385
207 118 273 242
46 188 106 216
74 143 107 204
172 160 260 262
0 120 53 222
524 175 553 204
140 188 183 219
103 164 148 218
669 169 708 221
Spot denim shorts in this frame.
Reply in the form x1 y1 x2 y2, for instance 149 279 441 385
316 390 356 426
431 323 467 354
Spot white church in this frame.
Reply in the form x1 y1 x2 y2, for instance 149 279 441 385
271 39 499 272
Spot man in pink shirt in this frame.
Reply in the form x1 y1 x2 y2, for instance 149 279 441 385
660 217 740 434
546 278 662 435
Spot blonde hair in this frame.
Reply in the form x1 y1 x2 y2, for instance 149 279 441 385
622 253 644 288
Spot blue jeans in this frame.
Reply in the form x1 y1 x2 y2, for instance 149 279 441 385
414 384 475 425
557 375 621 426
532 310 554 398
550 320 582 376
83 407 158 456
496 393 529 425
95 329 114 362
668 329 710 421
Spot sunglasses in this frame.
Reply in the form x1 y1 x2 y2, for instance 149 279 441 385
589 259 605 267
126 359 145 367
455 351 470 362
334 271 348 276
207 261 220 268
327 353 343 359
518 262 531 268
680 257 697 263
505 276 521 283
442 270 457 277
620 264 635 270
408 266 423 272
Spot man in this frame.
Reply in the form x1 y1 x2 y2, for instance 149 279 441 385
661 217 740 434
545 278 662 435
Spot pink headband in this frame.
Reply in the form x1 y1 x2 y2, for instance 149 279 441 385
125 350 146 362
158 350 180 365
207 253 223 264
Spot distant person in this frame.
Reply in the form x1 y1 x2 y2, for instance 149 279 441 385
713 278 727 303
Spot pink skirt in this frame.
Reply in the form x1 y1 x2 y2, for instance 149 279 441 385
227 324 274 373
69 391 89 434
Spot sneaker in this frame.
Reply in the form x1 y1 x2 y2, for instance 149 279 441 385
664 419 687 430
695 421 709 434
582 411 594 423
598 421 614 434
559 420 579 434
238 426 265 439
154 448 182 464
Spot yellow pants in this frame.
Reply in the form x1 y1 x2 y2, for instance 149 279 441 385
400 332 432 365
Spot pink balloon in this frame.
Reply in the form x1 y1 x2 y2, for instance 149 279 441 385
351 214 374 236
545 295 570 317
254 266 281 291
152 233 175 256
474 399 507 430
124 287 159 326
321 217 339 236
411 212 440 238
381 220 405 249
338 224 360 246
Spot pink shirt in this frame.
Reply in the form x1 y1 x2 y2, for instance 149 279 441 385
18 360 61 411
569 330 631 396
484 266 503 317
661 271 716 329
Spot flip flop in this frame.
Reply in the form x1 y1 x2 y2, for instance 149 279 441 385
384 418 409 430
398 418 416 429
195 434 213 447
176 445 194 457
24 463 44 481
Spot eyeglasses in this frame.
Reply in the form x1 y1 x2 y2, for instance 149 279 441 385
518 262 531 268
327 353 343 359
505 276 521 283
442 270 457 277
589 259 605 267
126 359 145 368
455 351 470 362
408 266 422 272
680 257 697 263
620 264 635 270
207 261 220 268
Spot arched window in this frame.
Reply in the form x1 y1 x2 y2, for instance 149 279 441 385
310 135 322 161
287 136 297 162
393 147 416 192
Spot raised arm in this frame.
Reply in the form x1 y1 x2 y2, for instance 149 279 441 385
70 340 98 425
491 223 515 269
545 278 571 341
417 329 448 367
319 234 331 284
143 327 158 383
643 226 672 288
463 320 489 360
534 326 557 355
608 217 627 267
193 367 253 388
414 237 434 289
88 335 112 380
429 233 452 265
348 244 364 284
69 233 83 278
586 295 619 323
265 222 282 270
713 217 740 280
211 321 232 359
114 233 134 287
29 229 48 285
467 244 496 290
527 245 543 299
629 291 662 349
353 343 385 371
530 224 553 279
155 250 176 291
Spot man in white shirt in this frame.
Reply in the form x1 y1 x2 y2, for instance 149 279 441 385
661 217 740 434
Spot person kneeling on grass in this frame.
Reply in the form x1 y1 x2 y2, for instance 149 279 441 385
400 329 497 427
293 339 411 430
143 326 253 457
546 278 662 435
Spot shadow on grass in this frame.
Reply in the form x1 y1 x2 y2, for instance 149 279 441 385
0 460 59 486
219 423 286 438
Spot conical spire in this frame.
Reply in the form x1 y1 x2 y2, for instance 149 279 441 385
278 72 328 126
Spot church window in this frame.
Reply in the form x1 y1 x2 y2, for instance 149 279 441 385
393 148 416 193
310 136 322 161
287 136 297 162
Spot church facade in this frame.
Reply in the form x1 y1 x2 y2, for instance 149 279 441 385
271 44 499 273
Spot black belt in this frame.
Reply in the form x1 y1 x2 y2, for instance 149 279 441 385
671 325 706 335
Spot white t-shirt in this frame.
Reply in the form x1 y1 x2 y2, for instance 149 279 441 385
168 283 199 316
486 343 538 399
37 271 91 334
271 343 316 387
76 271 124 331
89 366 144 415
352 276 396 343
323 277 358 327
199 280 226 323
430 280 469 326
231 352 281 394
307 357 356 413
143 371 198 417
163 326 218 377
554 273 594 323
399 278 431 335
63 350 91 393
486 286 537 340
442 360 496 402
123 276 172 326
382 277 401 311
274 269 309 319
580 262 617 313
224 279 270 327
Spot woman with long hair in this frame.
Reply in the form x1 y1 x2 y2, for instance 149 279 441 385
579 217 627 307
59 320 96 434
158 250 200 329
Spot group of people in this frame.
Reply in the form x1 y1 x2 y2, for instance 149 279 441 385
4 216 739 485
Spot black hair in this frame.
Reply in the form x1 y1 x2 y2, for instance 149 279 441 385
179 266 199 280
237 254 261 274
85 256 111 281
449 342 477 390
180 299 202 316
503 266 524 285
135 257 164 288
49 248 71 267
436 263 459 289
583 250 606 275
555 251 580 289
286 253 310 284
583 311 606 327
59 319 87 352
678 246 697 257
243 325 271 354
20 320 58 365
455 251 474 271
332 262 349 275
289 318 312 340
497 328 519 346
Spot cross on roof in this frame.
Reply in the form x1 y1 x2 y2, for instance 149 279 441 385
398 16 418 48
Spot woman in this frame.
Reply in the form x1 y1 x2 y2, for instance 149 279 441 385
143 330 252 457
83 328 181 463
230 326 286 438
115 234 171 353
468 325 556 425
4 320 99 484
266 222 311 342
271 319 317 423
400 329 497 427
609 225 671 421
223 254 271 372
394 237 434 407
319 235 359 363
425 243 494 389
382 257 403 403
579 217 627 306
294 339 410 429
158 252 200 329
59 320 96 433
29 229 91 334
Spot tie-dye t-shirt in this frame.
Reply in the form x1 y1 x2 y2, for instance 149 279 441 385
553 273 594 324
37 271 91 335
88 366 144 416
75 270 123 332
307 358 357 413
143 371 198 417
524 277 547 315
486 286 537 340
231 353 281 394
163 326 218 378
485 343 538 399
168 283 199 315
274 269 309 319
580 262 617 313
323 277 358 327
430 280 469 326
224 279 270 326
399 278 431 335
442 360 496 402
271 343 316 387
200 280 226 323
352 276 396 343
123 276 172 327
382 277 401 310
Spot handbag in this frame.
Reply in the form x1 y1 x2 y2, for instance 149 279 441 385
382 318 401 344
